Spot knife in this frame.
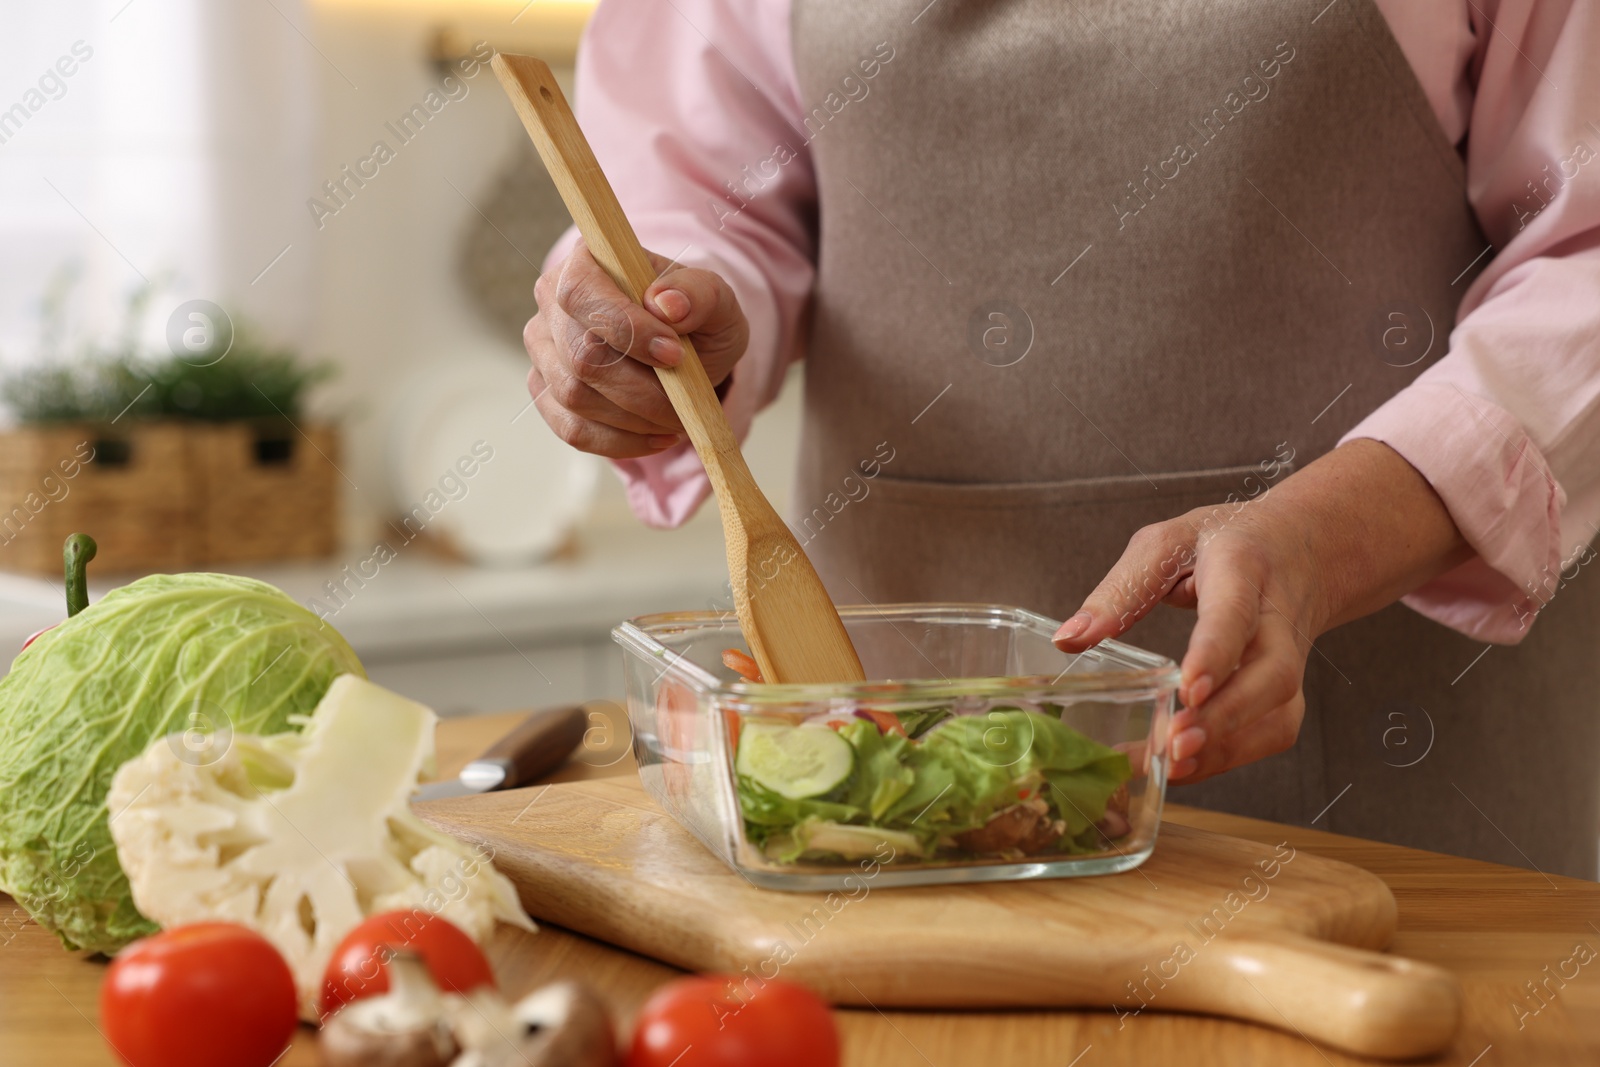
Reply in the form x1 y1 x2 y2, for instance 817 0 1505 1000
414 704 589 802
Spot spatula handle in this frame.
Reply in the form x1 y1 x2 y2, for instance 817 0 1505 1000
489 54 742 475
1166 933 1462 1059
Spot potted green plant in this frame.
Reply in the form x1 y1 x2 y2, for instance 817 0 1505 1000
0 276 339 573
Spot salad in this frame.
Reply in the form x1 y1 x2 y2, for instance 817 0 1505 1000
724 645 1134 865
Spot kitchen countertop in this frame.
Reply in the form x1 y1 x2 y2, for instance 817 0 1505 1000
5 709 1597 1066
0 518 731 666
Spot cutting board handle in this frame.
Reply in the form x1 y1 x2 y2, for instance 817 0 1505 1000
1162 933 1462 1059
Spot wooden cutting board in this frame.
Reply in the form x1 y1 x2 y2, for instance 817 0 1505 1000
417 776 1461 1060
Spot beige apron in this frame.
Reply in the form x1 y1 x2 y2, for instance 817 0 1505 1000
790 0 1600 878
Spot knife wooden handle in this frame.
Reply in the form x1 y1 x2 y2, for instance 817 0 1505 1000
478 704 589 788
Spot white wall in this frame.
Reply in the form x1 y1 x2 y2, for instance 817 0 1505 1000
299 1 801 542
0 1 316 360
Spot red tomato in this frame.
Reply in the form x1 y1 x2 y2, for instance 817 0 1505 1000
20 625 55 651
100 923 297 1067
319 909 493 1020
656 679 701 802
627 975 840 1067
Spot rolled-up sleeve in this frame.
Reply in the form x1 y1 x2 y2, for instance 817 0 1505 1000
543 0 812 528
1342 0 1600 644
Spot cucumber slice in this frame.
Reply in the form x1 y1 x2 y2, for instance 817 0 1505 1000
793 820 923 860
736 722 854 799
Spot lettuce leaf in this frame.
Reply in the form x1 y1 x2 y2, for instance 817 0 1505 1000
839 720 916 818
738 708 1132 862
923 710 1131 835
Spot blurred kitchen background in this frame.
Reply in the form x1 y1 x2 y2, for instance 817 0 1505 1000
0 0 800 713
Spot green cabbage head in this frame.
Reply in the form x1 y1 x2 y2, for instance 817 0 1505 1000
0 573 363 952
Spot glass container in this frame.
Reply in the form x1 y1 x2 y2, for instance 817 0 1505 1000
613 603 1179 889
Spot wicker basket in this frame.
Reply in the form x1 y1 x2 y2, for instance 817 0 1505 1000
0 421 339 575
191 421 340 564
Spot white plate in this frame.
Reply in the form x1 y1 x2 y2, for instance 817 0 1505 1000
387 356 600 566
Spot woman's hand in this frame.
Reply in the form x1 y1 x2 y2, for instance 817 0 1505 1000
1053 440 1473 783
523 240 750 458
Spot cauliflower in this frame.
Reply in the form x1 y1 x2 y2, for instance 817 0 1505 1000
107 674 534 1017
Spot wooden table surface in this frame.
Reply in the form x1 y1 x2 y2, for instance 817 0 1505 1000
4 705 1597 1066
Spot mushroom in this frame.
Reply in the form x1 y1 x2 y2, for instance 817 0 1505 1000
1096 809 1132 841
1096 782 1132 842
954 796 1062 854
449 981 616 1067
1106 782 1130 818
320 952 460 1067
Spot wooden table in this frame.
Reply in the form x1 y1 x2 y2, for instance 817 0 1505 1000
4 707 1596 1066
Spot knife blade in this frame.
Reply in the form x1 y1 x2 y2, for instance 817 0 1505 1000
414 703 589 802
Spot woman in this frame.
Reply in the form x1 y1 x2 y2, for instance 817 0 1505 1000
524 0 1600 878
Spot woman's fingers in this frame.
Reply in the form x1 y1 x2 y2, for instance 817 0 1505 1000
545 312 683 430
1064 500 1328 789
1163 573 1199 609
1193 614 1301 735
1178 542 1267 706
524 241 753 460
543 367 680 437
552 244 686 368
1168 615 1304 781
642 256 751 386
1053 522 1196 650
529 366 679 458
644 261 741 334
1168 705 1205 780
1176 692 1306 785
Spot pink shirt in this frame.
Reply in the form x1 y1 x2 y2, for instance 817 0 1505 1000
549 0 1600 645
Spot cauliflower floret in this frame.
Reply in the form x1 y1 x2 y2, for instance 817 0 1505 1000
107 674 534 1018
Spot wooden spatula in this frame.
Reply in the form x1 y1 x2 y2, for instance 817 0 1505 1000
491 53 865 685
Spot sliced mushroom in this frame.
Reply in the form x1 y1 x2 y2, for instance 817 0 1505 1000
320 952 460 1067
1094 782 1132 842
1096 809 1132 841
449 981 616 1067
954 797 1054 854
1106 782 1130 818
1017 813 1069 855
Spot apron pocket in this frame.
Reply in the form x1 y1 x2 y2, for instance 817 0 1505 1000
856 462 1291 513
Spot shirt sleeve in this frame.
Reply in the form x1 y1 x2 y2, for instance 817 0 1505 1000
543 0 812 528
1340 0 1600 644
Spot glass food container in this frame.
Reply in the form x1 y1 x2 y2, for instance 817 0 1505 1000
613 603 1179 890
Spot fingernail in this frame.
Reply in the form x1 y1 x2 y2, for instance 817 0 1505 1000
1170 758 1198 781
1187 673 1214 707
648 434 680 450
1172 726 1206 762
653 288 690 323
648 336 681 366
1054 611 1092 642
